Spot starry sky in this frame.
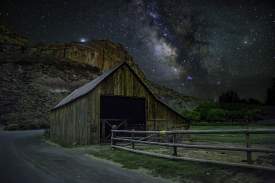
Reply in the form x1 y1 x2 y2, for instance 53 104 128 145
1 0 274 101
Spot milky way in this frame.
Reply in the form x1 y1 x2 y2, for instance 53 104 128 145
1 0 274 100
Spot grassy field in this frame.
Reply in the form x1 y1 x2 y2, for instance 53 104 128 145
87 145 275 183
84 123 275 183
190 124 275 144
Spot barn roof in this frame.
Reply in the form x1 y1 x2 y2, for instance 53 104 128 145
52 62 186 120
53 63 123 109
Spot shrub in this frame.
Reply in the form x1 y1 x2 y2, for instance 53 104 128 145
4 124 20 131
183 101 262 123
205 108 226 122
183 110 200 121
225 110 243 121
219 90 240 103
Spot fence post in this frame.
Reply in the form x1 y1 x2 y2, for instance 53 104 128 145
131 129 135 149
245 132 252 164
173 134 177 156
111 130 114 149
111 126 116 149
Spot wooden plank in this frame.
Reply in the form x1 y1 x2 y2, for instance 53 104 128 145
112 129 275 134
51 62 189 145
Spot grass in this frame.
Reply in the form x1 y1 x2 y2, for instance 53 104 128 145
82 123 275 182
190 124 275 130
88 145 275 183
190 124 275 144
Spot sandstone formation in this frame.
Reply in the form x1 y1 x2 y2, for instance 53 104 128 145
32 40 146 81
0 25 198 130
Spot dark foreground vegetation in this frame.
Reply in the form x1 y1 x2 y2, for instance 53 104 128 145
88 145 275 183
190 124 275 144
86 122 275 183
173 90 275 123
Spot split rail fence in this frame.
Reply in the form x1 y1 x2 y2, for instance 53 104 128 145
111 129 275 171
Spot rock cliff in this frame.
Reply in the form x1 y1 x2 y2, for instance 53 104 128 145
0 25 198 130
0 24 28 46
0 53 100 129
31 40 146 81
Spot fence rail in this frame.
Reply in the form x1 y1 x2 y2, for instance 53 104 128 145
112 129 275 134
111 128 275 171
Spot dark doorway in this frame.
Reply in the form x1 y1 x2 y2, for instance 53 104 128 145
100 96 146 142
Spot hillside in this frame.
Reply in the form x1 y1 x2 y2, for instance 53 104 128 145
0 26 201 130
0 24 28 46
151 82 202 112
0 53 100 130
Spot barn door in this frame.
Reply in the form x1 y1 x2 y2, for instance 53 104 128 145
100 119 127 142
100 96 146 142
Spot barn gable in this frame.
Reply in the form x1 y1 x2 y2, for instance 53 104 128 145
53 63 123 110
50 62 189 146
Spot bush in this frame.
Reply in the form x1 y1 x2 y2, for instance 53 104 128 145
225 110 243 121
183 110 200 121
196 102 218 111
178 100 263 123
244 109 262 120
219 90 240 103
195 102 219 121
4 124 20 131
204 108 226 122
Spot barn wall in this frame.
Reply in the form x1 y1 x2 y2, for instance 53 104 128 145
87 87 101 144
86 64 188 143
50 96 91 146
50 64 188 145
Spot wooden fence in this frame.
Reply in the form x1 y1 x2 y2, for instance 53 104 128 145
111 129 275 171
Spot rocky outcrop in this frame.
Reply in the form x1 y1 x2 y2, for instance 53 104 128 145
0 53 100 130
0 37 146 130
0 24 28 55
31 40 146 81
0 24 28 46
0 25 199 130
151 82 202 112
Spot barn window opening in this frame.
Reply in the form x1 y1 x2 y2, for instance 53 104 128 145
100 95 146 142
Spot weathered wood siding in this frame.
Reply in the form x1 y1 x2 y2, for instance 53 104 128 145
50 64 188 145
50 96 91 146
87 64 187 144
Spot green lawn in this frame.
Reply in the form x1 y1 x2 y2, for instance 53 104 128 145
190 124 275 130
190 124 275 144
84 124 275 183
88 145 275 183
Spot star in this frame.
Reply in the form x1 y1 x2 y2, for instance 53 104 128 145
187 75 193 80
1 0 273 101
80 38 87 43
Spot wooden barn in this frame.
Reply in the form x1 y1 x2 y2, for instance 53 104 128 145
50 62 189 146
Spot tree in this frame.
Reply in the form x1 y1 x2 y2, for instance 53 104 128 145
219 90 240 103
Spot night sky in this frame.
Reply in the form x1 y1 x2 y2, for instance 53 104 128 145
1 0 274 101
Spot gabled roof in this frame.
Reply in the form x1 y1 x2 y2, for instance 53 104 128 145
52 62 186 121
53 63 124 109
